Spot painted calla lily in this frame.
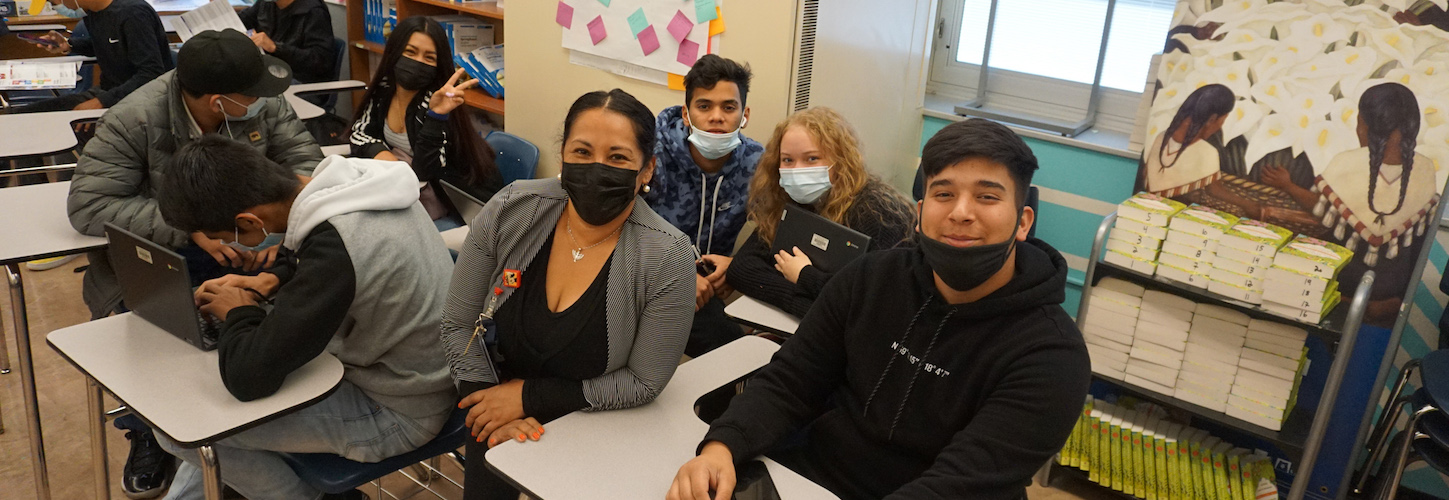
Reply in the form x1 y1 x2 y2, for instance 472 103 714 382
1302 117 1358 175
1222 98 1267 143
1367 27 1425 67
1244 113 1300 169
1196 0 1269 25
1287 14 1350 47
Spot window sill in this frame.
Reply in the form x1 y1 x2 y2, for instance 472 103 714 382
923 94 1140 160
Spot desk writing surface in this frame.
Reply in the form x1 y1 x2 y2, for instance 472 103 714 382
486 336 835 499
48 313 344 445
0 108 104 158
0 181 107 264
725 295 800 335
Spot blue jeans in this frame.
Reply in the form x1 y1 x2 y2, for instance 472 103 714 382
155 381 439 500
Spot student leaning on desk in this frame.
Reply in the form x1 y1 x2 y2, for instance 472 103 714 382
12 0 172 113
669 119 1092 500
152 136 456 499
64 27 322 498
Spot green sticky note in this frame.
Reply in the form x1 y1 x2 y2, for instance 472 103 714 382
695 0 718 23
596 0 609 6
627 8 648 37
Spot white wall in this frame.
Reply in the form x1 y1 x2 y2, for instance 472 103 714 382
505 0 798 178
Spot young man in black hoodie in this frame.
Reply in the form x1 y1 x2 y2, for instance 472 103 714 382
17 0 172 112
239 0 337 84
668 118 1091 500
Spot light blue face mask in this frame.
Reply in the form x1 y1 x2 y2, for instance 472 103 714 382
225 224 284 253
779 165 832 204
53 0 86 18
219 95 265 122
686 115 747 160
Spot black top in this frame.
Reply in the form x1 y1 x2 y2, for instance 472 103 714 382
492 234 612 422
239 0 336 83
349 84 504 204
704 240 1091 499
68 0 173 106
726 178 915 317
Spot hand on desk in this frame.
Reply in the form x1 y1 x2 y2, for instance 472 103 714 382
486 417 544 448
72 98 103 111
194 280 260 321
668 441 736 500
461 379 526 440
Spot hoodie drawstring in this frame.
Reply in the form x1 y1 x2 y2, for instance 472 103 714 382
861 295 954 440
694 173 725 255
888 308 952 440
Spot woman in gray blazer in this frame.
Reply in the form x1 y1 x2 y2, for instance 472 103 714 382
439 89 696 500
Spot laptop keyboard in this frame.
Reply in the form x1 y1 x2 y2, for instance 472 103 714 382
196 310 221 348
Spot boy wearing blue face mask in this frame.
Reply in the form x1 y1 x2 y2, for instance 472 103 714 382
645 55 765 356
66 28 322 497
11 0 171 113
669 118 1090 500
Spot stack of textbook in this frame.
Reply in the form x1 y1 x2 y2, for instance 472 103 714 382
1177 304 1251 414
1226 319 1310 431
1106 193 1186 274
1125 290 1195 396
1262 236 1352 322
1156 205 1238 289
1058 397 1280 500
1208 219 1293 305
1084 278 1145 380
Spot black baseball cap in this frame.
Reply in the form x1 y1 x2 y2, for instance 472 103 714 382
177 29 292 97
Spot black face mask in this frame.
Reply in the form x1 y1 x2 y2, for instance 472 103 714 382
561 162 640 226
916 211 1020 292
394 57 436 91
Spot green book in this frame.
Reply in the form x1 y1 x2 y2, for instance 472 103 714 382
1210 442 1232 499
1144 417 1162 500
1199 437 1222 500
1163 423 1182 500
1110 415 1125 491
1226 448 1249 500
1121 409 1138 495
1087 409 1104 480
1130 418 1145 497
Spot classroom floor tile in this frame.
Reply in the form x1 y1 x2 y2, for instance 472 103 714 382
0 254 1098 500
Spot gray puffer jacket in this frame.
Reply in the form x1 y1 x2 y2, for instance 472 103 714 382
67 70 323 319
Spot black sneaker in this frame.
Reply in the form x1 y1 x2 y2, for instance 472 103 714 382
122 430 175 499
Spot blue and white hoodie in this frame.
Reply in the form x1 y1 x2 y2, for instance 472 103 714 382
644 105 764 256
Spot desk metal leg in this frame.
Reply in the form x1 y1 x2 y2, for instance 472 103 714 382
88 377 109 500
1 298 11 374
199 445 223 500
8 263 51 500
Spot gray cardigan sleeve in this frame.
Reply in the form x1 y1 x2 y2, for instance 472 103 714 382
439 185 513 387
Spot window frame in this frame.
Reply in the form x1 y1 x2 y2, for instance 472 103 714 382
927 0 1167 135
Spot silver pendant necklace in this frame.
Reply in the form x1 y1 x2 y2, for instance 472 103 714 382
565 215 622 262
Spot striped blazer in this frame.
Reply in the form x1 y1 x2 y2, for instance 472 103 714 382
440 178 696 411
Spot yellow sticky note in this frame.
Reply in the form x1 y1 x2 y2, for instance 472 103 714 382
668 73 686 91
708 7 725 36
30 0 49 16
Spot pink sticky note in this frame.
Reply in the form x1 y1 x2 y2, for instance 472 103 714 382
587 15 607 45
677 39 699 67
556 2 573 29
667 10 693 42
637 25 660 56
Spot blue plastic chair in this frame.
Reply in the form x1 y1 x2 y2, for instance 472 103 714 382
1358 350 1449 499
280 407 469 497
484 130 539 186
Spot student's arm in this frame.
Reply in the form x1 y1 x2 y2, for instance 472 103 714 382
440 184 515 389
95 17 171 107
725 232 816 317
797 193 915 297
66 113 191 248
216 222 356 401
263 97 324 175
573 232 695 410
884 331 1090 499
701 257 859 461
410 112 450 182
349 101 391 159
268 7 334 77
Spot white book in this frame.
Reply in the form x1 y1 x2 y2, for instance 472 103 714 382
1215 245 1273 267
1241 347 1300 373
1239 357 1297 382
1181 352 1239 379
1114 217 1169 241
1085 328 1134 350
1087 306 1139 336
1126 373 1178 397
1127 357 1181 383
1139 308 1193 332
1161 240 1215 260
1209 267 1264 291
1134 327 1188 351
1105 249 1159 275
1165 229 1218 251
1106 238 1160 261
1207 277 1265 304
1176 374 1232 400
1093 287 1145 309
1246 319 1309 342
1244 338 1303 361
1093 363 1127 380
1092 353 1129 374
1098 277 1147 297
1143 290 1197 312
1190 314 1248 337
1233 366 1295 396
1092 296 1141 319
1231 383 1289 410
172 0 248 42
1175 385 1229 412
1245 329 1305 351
1261 300 1334 323
1086 334 1133 355
1110 226 1164 249
1184 340 1243 366
1131 344 1185 369
1159 251 1213 274
1264 266 1334 294
1211 255 1270 279
1087 343 1130 365
1226 398 1284 430
1156 263 1210 289
1193 303 1250 326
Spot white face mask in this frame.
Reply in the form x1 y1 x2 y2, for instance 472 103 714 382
686 115 747 160
779 165 832 204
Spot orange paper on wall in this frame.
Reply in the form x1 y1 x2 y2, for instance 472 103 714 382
709 7 726 37
668 73 686 90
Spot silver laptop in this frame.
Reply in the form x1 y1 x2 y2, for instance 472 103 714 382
441 180 485 224
104 223 221 351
